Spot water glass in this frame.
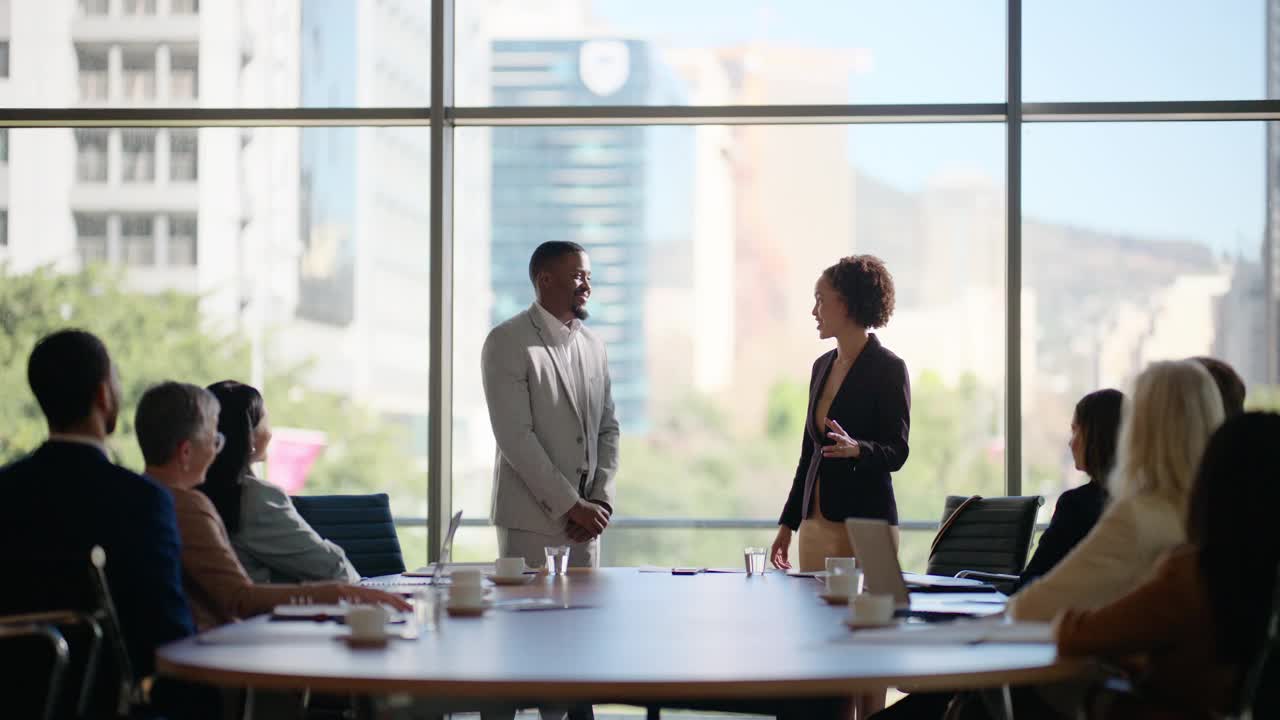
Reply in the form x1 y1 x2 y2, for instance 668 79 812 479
544 545 571 575
412 587 440 632
743 547 767 575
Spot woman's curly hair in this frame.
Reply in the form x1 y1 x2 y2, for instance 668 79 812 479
822 255 896 329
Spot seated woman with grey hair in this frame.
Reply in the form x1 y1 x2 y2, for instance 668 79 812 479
134 381 408 631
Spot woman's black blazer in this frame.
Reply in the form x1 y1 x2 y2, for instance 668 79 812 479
778 334 911 529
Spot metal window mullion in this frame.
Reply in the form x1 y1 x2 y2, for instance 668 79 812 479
1 100 1277 129
427 0 455 563
453 103 1007 125
1024 99 1280 122
1006 0 1023 497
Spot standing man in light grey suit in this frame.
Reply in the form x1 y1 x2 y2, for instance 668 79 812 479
482 241 619 569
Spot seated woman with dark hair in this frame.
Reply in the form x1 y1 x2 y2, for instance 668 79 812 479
1016 387 1124 589
1055 411 1280 719
135 382 408 630
204 380 359 583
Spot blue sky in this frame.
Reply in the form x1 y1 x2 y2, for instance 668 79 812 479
591 0 1267 257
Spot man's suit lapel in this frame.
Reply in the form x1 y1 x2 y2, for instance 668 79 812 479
528 308 585 425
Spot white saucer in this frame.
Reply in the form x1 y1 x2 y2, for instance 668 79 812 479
843 617 896 630
488 573 536 586
339 634 391 648
446 600 492 617
818 593 851 606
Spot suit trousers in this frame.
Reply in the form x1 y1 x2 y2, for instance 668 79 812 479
497 526 600 569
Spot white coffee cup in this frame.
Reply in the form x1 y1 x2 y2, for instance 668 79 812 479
346 605 389 640
825 557 858 575
449 583 486 607
849 593 895 625
825 568 861 598
495 557 525 578
451 568 484 588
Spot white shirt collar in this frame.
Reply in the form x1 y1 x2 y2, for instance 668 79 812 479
47 433 110 458
530 302 582 343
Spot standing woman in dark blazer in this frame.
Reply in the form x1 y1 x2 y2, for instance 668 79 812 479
771 255 910 573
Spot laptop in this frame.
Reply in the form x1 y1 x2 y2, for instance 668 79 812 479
845 518 1005 619
397 509 465 580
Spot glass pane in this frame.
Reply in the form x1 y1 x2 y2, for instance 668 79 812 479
170 129 198 182
1 127 431 553
1022 121 1272 516
121 129 156 183
456 0 1004 106
11 2 429 108
1024 0 1265 102
452 123 1005 563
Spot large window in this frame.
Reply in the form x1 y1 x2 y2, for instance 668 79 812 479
4 126 433 569
1 2 1276 570
455 0 1005 106
1022 121 1267 508
451 122 1006 564
1023 0 1264 102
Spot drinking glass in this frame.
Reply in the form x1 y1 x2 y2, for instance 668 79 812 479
743 547 767 575
544 545 571 576
412 587 440 633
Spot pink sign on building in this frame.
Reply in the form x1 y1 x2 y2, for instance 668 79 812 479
264 428 327 494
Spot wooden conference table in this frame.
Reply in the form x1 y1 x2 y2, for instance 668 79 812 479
157 568 1085 704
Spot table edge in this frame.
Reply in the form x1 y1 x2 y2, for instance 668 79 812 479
156 653 1092 700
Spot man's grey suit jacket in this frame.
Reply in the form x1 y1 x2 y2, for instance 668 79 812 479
481 305 620 536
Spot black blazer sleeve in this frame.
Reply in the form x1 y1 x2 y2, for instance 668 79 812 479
778 358 821 531
1015 482 1105 591
853 355 911 475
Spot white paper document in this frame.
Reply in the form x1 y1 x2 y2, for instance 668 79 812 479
843 619 1053 645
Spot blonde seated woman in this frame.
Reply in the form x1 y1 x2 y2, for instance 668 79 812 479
134 381 408 631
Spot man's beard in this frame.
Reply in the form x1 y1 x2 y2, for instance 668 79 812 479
572 303 589 321
104 411 118 435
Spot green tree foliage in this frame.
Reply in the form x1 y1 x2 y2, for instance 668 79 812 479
0 264 416 503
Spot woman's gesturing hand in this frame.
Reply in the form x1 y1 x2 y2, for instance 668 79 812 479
822 418 861 459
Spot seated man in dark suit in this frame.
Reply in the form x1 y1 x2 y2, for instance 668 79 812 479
0 330 197 712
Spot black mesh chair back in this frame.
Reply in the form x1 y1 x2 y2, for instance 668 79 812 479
0 622 70 720
290 493 406 577
926 495 1043 578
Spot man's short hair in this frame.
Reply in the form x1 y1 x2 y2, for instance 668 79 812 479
1192 356 1246 417
27 329 113 431
135 382 219 466
528 241 586 285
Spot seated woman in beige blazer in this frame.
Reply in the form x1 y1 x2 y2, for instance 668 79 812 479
134 381 408 631
1009 359 1224 621
204 380 359 584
